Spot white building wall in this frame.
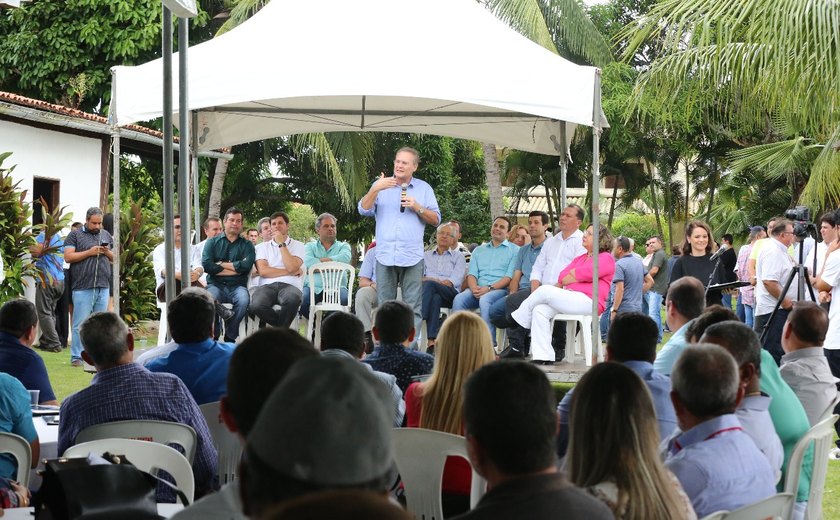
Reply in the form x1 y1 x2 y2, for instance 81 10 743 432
0 119 102 225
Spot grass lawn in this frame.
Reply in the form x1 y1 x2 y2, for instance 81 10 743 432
38 320 840 518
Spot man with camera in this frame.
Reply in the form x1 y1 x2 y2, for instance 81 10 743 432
754 218 812 365
63 207 113 367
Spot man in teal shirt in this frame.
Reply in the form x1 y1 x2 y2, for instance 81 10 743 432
300 213 352 319
452 217 519 348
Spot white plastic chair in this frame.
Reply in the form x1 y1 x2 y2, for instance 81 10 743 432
699 492 794 520
818 393 840 423
783 414 838 520
551 313 602 366
63 438 194 503
75 420 197 464
306 262 355 349
0 432 31 484
199 401 242 485
393 428 486 520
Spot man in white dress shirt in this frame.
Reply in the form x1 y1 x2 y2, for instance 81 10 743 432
248 211 305 328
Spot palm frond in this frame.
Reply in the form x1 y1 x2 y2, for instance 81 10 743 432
484 0 559 54
288 133 352 209
801 128 840 211
216 0 266 35
727 137 821 180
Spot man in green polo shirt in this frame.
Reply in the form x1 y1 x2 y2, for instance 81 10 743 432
202 207 256 343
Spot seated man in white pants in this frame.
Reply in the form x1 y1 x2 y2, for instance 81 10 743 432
355 244 377 352
511 224 615 365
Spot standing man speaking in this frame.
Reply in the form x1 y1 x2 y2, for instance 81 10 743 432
359 147 440 336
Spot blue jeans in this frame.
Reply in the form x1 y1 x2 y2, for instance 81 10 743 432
71 288 110 361
736 293 746 321
452 288 509 346
207 284 250 342
488 294 509 329
376 260 424 341
421 281 458 340
721 292 732 310
645 291 664 343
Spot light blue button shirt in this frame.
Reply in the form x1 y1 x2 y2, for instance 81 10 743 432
515 241 544 289
423 248 466 288
467 240 519 287
653 320 693 376
358 177 440 268
666 414 776 518
359 247 377 283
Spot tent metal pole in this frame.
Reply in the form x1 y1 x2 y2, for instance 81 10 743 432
178 17 191 290
591 71 602 364
109 69 121 317
162 4 176 305
559 122 567 211
192 112 200 245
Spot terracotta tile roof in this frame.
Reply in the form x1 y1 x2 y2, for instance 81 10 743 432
0 90 169 140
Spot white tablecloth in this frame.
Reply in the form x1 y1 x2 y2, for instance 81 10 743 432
29 416 58 489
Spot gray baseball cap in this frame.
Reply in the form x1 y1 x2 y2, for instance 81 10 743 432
246 355 397 488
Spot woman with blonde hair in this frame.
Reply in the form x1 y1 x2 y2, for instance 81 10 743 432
567 362 695 519
405 311 496 517
508 224 530 247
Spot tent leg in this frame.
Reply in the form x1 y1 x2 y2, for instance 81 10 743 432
178 17 191 290
591 71 602 363
109 69 121 318
162 5 176 305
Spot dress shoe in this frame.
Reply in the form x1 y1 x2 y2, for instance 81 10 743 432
530 359 555 366
499 346 524 359
215 302 234 320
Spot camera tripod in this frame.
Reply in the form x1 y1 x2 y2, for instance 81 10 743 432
758 239 816 344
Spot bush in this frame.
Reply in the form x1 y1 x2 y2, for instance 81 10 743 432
0 152 38 302
119 200 160 326
610 212 669 251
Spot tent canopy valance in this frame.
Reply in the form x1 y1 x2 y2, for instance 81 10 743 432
111 0 607 155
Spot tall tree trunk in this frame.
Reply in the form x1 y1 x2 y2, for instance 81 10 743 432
608 174 619 227
705 156 717 221
646 161 664 238
662 160 674 252
543 179 556 231
482 143 505 219
208 157 228 219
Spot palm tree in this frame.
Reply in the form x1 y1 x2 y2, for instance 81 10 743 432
621 0 840 211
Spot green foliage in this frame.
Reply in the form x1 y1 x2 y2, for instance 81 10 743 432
119 200 160 327
0 152 38 302
448 188 491 246
286 204 317 244
610 212 669 249
0 0 220 111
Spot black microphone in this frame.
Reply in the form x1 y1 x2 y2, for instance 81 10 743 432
709 243 729 261
400 183 408 213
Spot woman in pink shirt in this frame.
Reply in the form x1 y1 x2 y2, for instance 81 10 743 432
511 224 615 364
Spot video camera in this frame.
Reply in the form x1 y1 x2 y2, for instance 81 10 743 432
784 205 815 240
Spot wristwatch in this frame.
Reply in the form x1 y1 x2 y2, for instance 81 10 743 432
278 242 286 248
417 207 425 215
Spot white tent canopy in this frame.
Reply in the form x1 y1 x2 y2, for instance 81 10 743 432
112 0 606 155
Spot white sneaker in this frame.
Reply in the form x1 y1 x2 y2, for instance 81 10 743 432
828 447 840 460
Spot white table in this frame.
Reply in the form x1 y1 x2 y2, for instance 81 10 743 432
2 503 184 518
29 416 58 489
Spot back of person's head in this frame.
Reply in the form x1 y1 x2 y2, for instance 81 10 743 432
167 288 215 344
567 362 685 519
671 344 740 419
258 490 412 520
463 361 556 476
419 312 495 434
373 300 414 344
606 312 658 363
722 233 734 245
701 321 762 375
666 277 705 320
685 304 738 343
320 312 365 357
242 356 397 517
0 298 37 337
786 301 829 346
614 236 631 253
227 328 319 436
79 312 129 366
